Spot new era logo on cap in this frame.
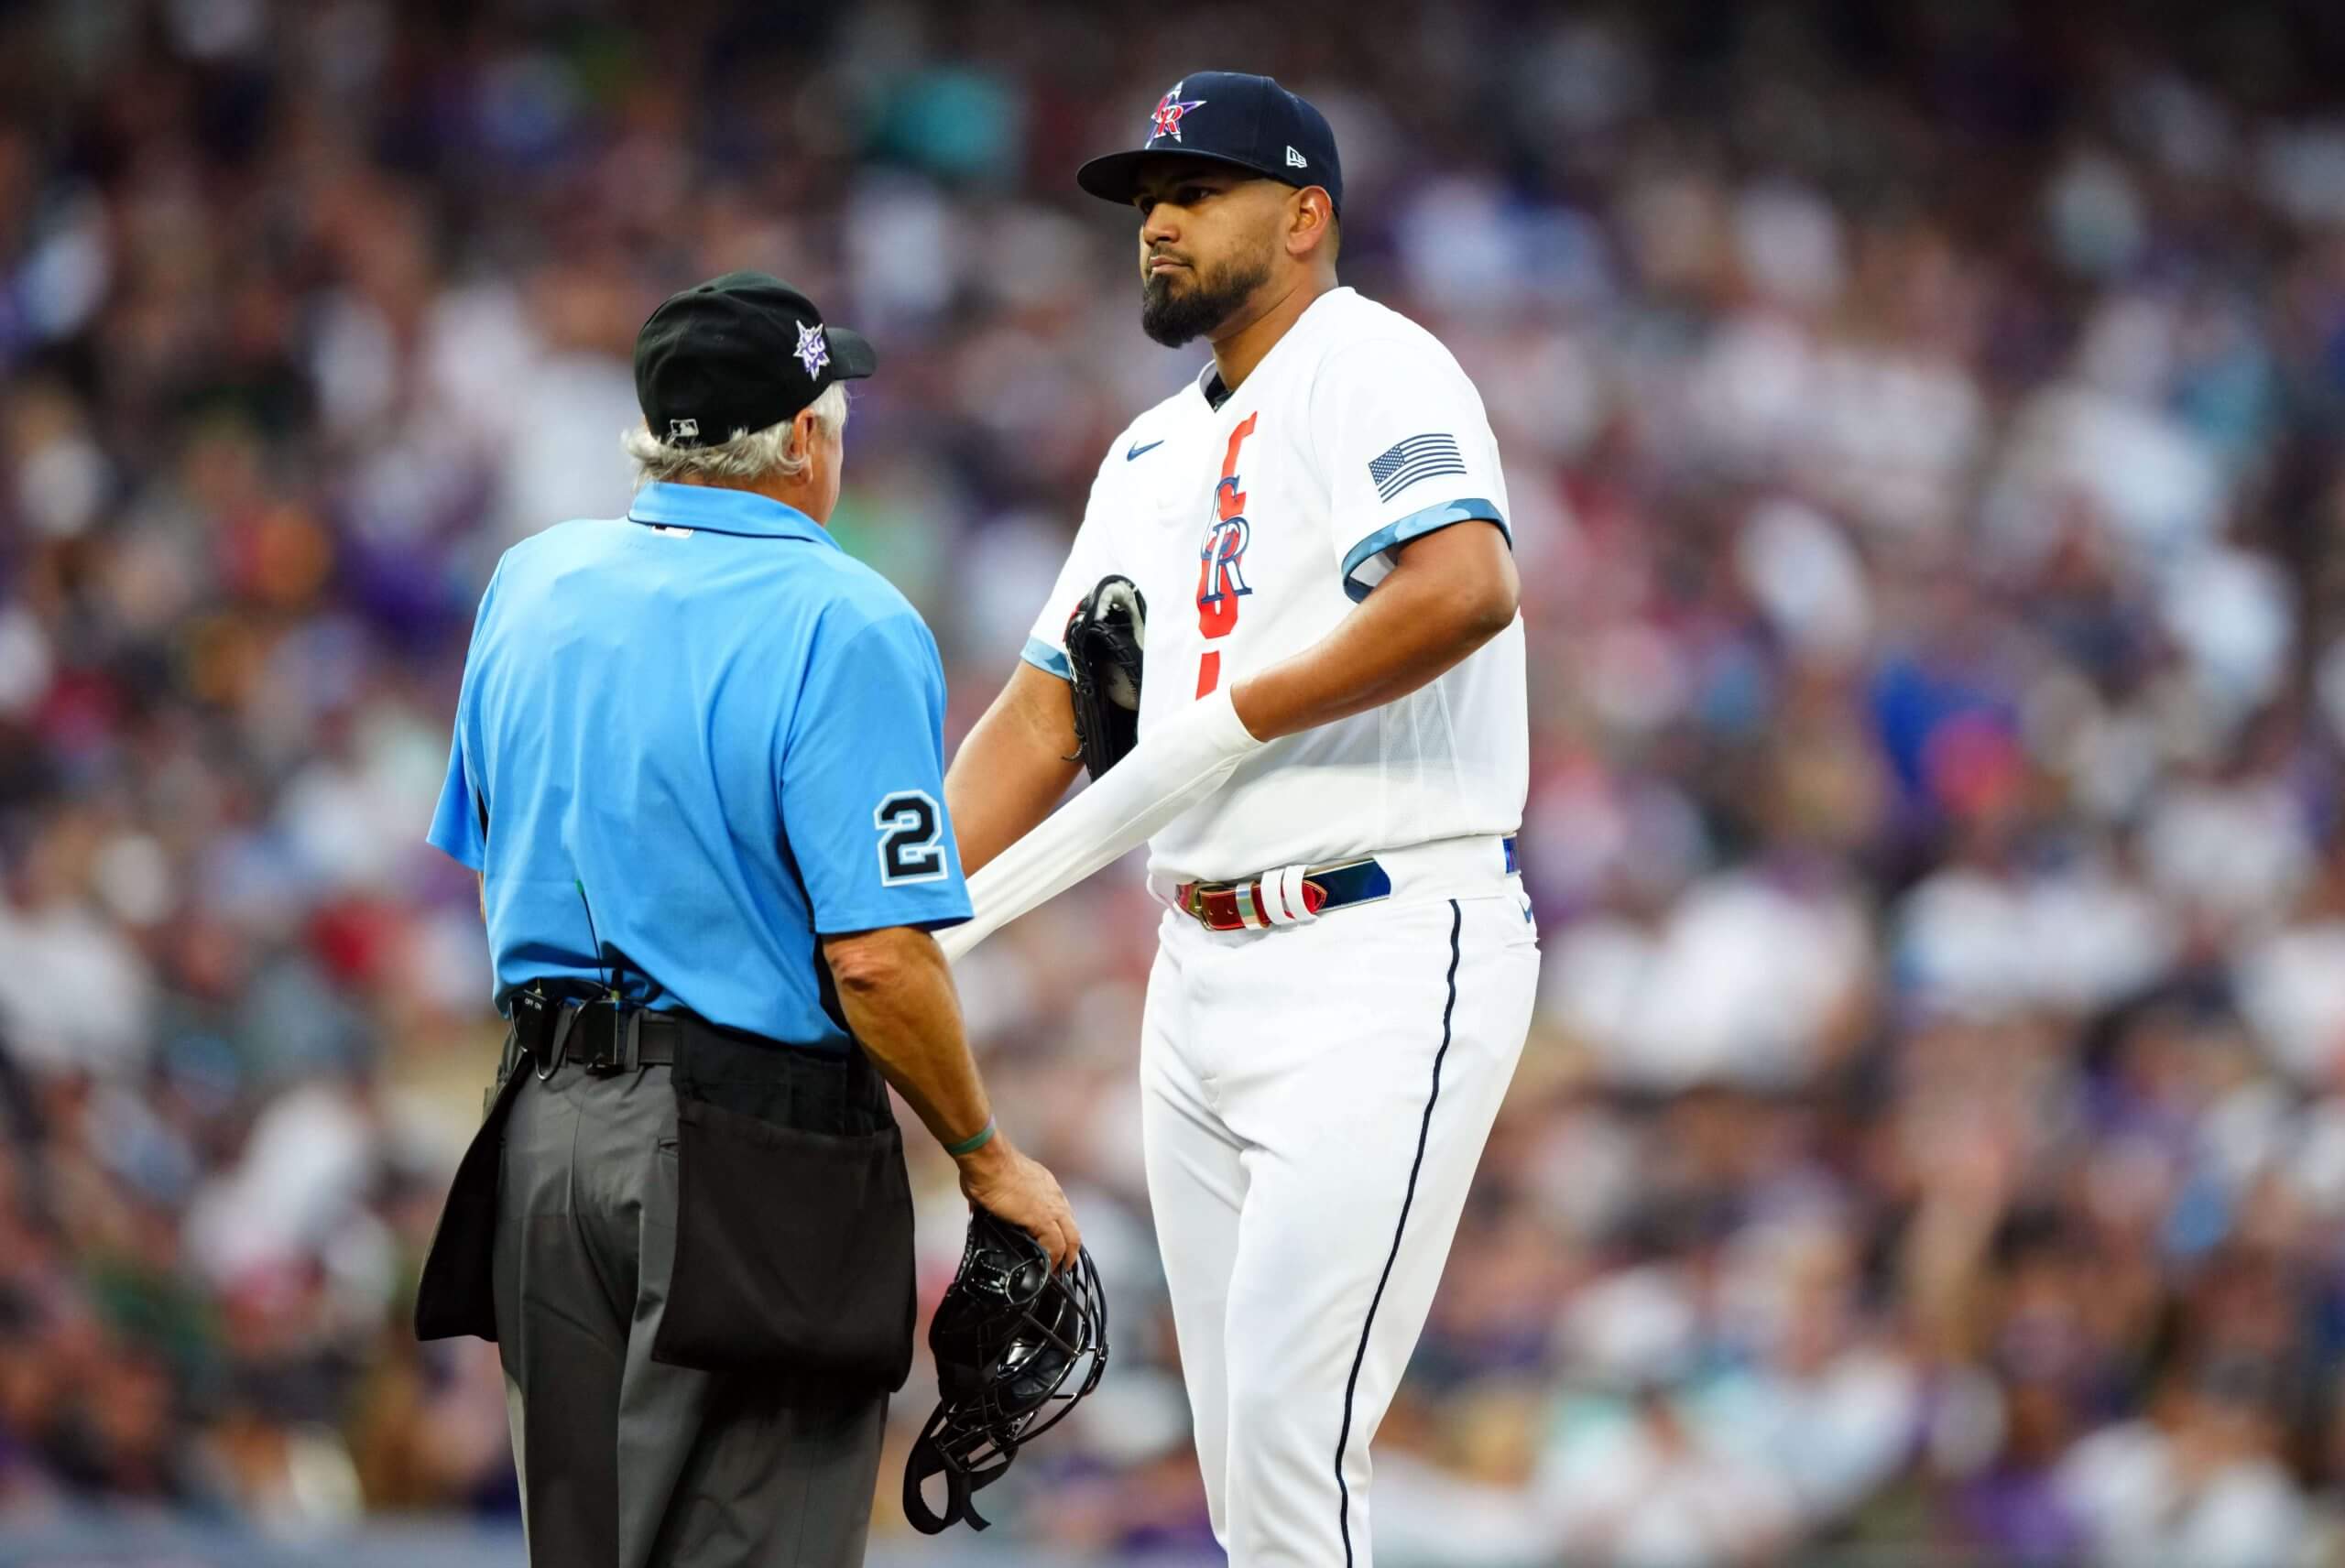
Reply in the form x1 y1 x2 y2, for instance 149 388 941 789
1286 146 1307 168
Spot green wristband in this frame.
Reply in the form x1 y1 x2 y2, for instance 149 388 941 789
945 1117 998 1159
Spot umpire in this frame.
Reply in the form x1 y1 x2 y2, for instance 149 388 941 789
414 271 1081 1567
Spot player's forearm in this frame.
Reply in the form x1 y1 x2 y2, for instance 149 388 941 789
1232 520 1519 742
946 663 1084 875
820 925 993 1150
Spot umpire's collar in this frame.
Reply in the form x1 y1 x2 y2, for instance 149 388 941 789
627 480 839 548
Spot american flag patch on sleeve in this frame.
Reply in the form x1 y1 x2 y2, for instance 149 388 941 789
1366 433 1467 503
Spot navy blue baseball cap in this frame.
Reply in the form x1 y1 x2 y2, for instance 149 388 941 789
1077 72 1342 216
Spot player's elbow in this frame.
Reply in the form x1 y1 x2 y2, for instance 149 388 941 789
1439 555 1521 652
1391 520 1519 653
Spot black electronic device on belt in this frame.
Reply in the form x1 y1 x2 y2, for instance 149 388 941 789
511 985 558 1061
571 877 637 1074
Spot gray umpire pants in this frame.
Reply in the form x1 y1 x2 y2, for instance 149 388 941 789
492 1057 887 1566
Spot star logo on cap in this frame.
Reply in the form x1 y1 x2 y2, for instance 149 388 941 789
1149 89 1206 144
795 321 830 379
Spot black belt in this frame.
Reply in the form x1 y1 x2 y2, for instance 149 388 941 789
518 999 682 1078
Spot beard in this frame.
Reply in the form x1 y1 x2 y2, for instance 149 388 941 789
1140 243 1274 347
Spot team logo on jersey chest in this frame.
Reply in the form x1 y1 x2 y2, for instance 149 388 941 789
1196 413 1259 634
1198 513 1252 615
1190 413 1259 698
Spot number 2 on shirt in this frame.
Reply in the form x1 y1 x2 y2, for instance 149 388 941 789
1194 414 1258 697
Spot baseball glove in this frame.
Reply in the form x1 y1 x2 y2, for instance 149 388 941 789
902 1209 1109 1534
1064 574 1146 780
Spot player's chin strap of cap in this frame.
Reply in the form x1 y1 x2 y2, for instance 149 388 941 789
902 1419 1009 1535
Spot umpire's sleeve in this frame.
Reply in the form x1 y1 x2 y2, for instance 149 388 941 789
780 606 975 935
427 560 502 872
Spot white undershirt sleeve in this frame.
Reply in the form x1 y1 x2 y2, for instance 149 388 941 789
936 685 1264 960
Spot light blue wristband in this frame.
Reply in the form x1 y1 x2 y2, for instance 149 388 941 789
945 1117 998 1159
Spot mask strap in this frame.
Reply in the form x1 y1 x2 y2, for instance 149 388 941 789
902 1421 998 1534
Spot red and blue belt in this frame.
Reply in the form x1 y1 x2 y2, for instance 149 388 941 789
1173 837 1518 932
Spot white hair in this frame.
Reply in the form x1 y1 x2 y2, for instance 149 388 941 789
623 382 850 486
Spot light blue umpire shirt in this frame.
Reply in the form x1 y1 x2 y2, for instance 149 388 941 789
427 480 972 1051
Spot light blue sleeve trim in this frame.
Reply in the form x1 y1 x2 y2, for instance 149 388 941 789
1020 636 1073 681
1340 497 1511 604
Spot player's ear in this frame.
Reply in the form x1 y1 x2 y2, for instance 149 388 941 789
1287 187 1336 263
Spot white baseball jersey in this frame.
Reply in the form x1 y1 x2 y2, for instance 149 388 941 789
1024 287 1527 883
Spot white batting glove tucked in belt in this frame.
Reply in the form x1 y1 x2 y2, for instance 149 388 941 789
939 686 1264 961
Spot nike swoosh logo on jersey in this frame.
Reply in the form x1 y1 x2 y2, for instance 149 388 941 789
1126 439 1165 461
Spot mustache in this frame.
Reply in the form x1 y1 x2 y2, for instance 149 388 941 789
1146 247 1193 268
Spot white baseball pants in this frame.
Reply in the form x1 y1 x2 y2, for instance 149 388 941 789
1140 837 1539 1566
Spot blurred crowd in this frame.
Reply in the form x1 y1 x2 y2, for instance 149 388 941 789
5 1 2345 1563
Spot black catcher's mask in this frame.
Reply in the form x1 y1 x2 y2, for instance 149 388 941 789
902 1208 1109 1533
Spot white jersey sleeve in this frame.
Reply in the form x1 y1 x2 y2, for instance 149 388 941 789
1309 336 1511 603
1021 446 1128 682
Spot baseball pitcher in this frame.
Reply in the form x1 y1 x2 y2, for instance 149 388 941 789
943 72 1538 1566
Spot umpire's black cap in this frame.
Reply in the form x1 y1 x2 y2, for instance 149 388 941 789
633 271 877 449
1076 72 1342 216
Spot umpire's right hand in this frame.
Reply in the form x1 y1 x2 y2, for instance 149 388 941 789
822 924 1082 1270
955 1138 1082 1272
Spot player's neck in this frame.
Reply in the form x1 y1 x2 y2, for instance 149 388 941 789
1208 274 1336 391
